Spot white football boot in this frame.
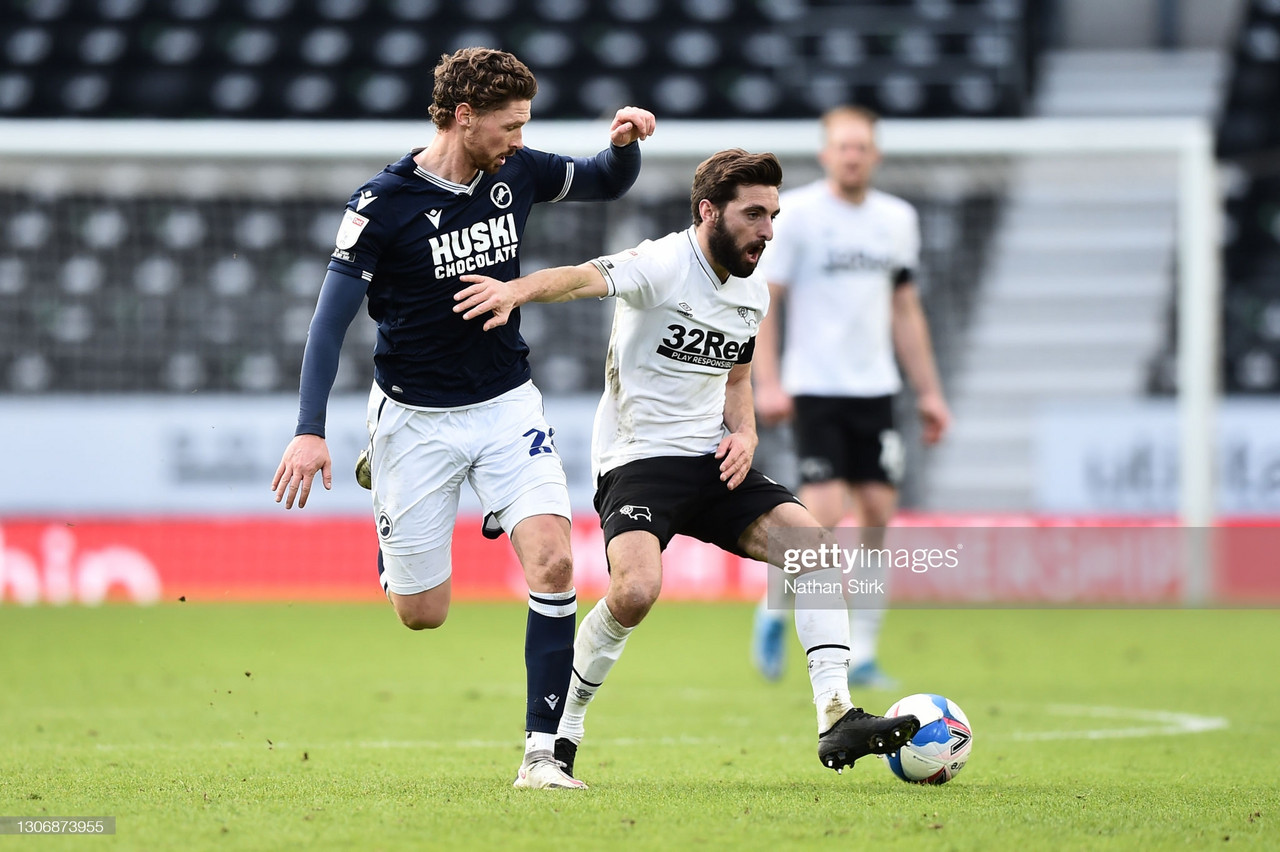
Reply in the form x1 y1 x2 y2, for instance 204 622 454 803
513 751 587 790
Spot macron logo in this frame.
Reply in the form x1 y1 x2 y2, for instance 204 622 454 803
356 190 377 212
544 694 560 710
425 209 442 227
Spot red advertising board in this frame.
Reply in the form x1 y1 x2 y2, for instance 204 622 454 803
1 514 1277 606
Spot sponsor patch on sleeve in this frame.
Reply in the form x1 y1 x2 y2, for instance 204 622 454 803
335 208 370 250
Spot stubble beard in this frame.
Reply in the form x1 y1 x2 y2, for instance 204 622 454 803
708 215 764 279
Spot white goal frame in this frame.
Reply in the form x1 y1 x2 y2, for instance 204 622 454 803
0 116 1221 532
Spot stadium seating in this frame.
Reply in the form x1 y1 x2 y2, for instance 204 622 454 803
1 0 1039 120
1216 0 1280 393
0 0 1038 393
0 183 995 395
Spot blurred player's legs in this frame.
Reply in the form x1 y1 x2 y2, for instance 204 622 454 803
843 481 897 689
750 477 900 689
751 602 787 681
750 423 794 680
741 501 918 771
738 503 856 728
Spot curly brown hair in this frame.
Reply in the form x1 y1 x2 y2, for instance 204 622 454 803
427 47 539 130
689 149 783 225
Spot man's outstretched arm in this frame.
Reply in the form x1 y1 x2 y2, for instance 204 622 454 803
454 263 610 331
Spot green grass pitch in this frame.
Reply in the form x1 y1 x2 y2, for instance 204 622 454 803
1 602 1276 850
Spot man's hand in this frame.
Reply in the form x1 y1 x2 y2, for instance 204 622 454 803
917 391 951 445
754 381 793 427
609 106 656 147
455 275 517 330
715 430 758 491
272 434 332 509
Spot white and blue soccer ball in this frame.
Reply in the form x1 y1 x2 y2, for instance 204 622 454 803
882 693 972 785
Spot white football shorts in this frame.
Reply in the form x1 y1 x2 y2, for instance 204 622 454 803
365 380 571 595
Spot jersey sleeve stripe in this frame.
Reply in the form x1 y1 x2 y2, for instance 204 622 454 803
549 160 574 203
588 258 617 297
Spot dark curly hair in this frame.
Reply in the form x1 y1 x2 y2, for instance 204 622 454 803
428 47 539 130
689 149 784 225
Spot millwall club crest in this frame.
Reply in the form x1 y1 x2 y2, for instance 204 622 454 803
737 307 759 328
490 182 513 209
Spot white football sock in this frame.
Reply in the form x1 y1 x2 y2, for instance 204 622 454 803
557 598 633 744
791 567 853 732
524 731 556 760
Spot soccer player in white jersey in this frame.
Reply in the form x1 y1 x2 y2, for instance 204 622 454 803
271 47 656 790
750 105 952 688
454 149 921 782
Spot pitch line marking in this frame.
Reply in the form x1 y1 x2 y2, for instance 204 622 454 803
85 704 1228 754
79 703 1228 752
1011 703 1228 741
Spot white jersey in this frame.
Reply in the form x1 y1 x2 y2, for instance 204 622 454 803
759 183 920 397
588 227 769 479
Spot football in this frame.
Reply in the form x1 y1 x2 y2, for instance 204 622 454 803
882 693 973 784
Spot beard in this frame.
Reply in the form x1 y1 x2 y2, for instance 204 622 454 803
462 127 509 175
477 148 508 175
707 215 765 279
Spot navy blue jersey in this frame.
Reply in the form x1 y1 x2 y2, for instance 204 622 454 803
325 146 631 408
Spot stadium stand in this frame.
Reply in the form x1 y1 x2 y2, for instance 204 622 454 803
0 0 1040 120
0 0 1040 396
1215 0 1280 393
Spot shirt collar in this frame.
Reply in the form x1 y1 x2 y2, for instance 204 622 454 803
685 226 725 289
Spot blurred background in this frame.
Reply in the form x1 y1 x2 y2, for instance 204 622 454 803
0 0 1276 606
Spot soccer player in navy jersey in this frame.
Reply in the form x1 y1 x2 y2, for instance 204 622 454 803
271 47 656 790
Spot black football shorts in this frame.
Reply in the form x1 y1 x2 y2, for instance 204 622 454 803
594 453 801 557
792 395 904 486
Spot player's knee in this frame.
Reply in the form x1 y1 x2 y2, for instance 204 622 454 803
610 573 661 626
525 549 574 591
399 608 447 630
395 598 449 630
